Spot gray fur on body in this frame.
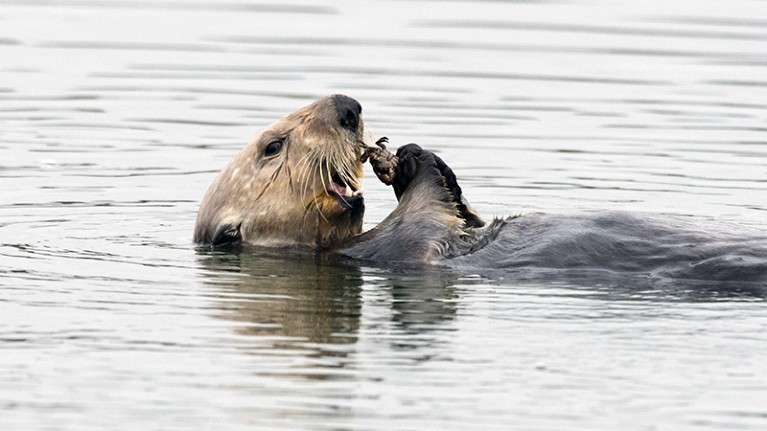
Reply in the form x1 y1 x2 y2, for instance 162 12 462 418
448 213 767 282
338 145 767 282
339 152 466 263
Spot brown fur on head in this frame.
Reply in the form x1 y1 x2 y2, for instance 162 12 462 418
194 95 366 248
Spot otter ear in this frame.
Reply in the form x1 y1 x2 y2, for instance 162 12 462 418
211 222 242 247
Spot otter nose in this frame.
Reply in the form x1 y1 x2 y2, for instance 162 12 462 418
332 95 362 132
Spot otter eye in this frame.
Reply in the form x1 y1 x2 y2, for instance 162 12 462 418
264 140 283 157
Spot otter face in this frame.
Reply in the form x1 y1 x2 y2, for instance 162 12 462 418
194 95 366 248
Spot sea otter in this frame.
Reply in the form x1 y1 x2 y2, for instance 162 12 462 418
195 95 767 282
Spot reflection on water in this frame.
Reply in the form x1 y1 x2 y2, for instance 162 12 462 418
199 251 364 346
197 250 460 353
1 0 767 429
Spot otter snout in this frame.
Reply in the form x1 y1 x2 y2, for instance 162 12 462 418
332 94 362 132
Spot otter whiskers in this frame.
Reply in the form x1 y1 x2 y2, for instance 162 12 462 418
294 142 362 219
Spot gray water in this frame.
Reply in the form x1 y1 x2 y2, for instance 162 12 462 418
2 0 767 429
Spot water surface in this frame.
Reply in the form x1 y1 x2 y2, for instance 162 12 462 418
1 1 766 429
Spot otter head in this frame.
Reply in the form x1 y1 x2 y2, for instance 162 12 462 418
194 95 366 249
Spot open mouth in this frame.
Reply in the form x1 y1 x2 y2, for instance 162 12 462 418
327 172 362 198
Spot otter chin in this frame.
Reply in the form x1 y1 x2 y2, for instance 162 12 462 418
193 94 366 248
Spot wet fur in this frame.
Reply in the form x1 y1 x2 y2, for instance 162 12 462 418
449 213 767 282
340 151 466 263
339 144 767 282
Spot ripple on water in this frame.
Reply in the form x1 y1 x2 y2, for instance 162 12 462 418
1 0 767 430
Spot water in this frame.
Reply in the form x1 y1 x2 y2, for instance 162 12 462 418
1 0 766 429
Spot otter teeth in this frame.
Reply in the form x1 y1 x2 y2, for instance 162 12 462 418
329 172 362 198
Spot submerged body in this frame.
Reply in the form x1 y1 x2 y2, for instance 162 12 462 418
450 213 767 281
337 143 767 282
195 95 767 283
